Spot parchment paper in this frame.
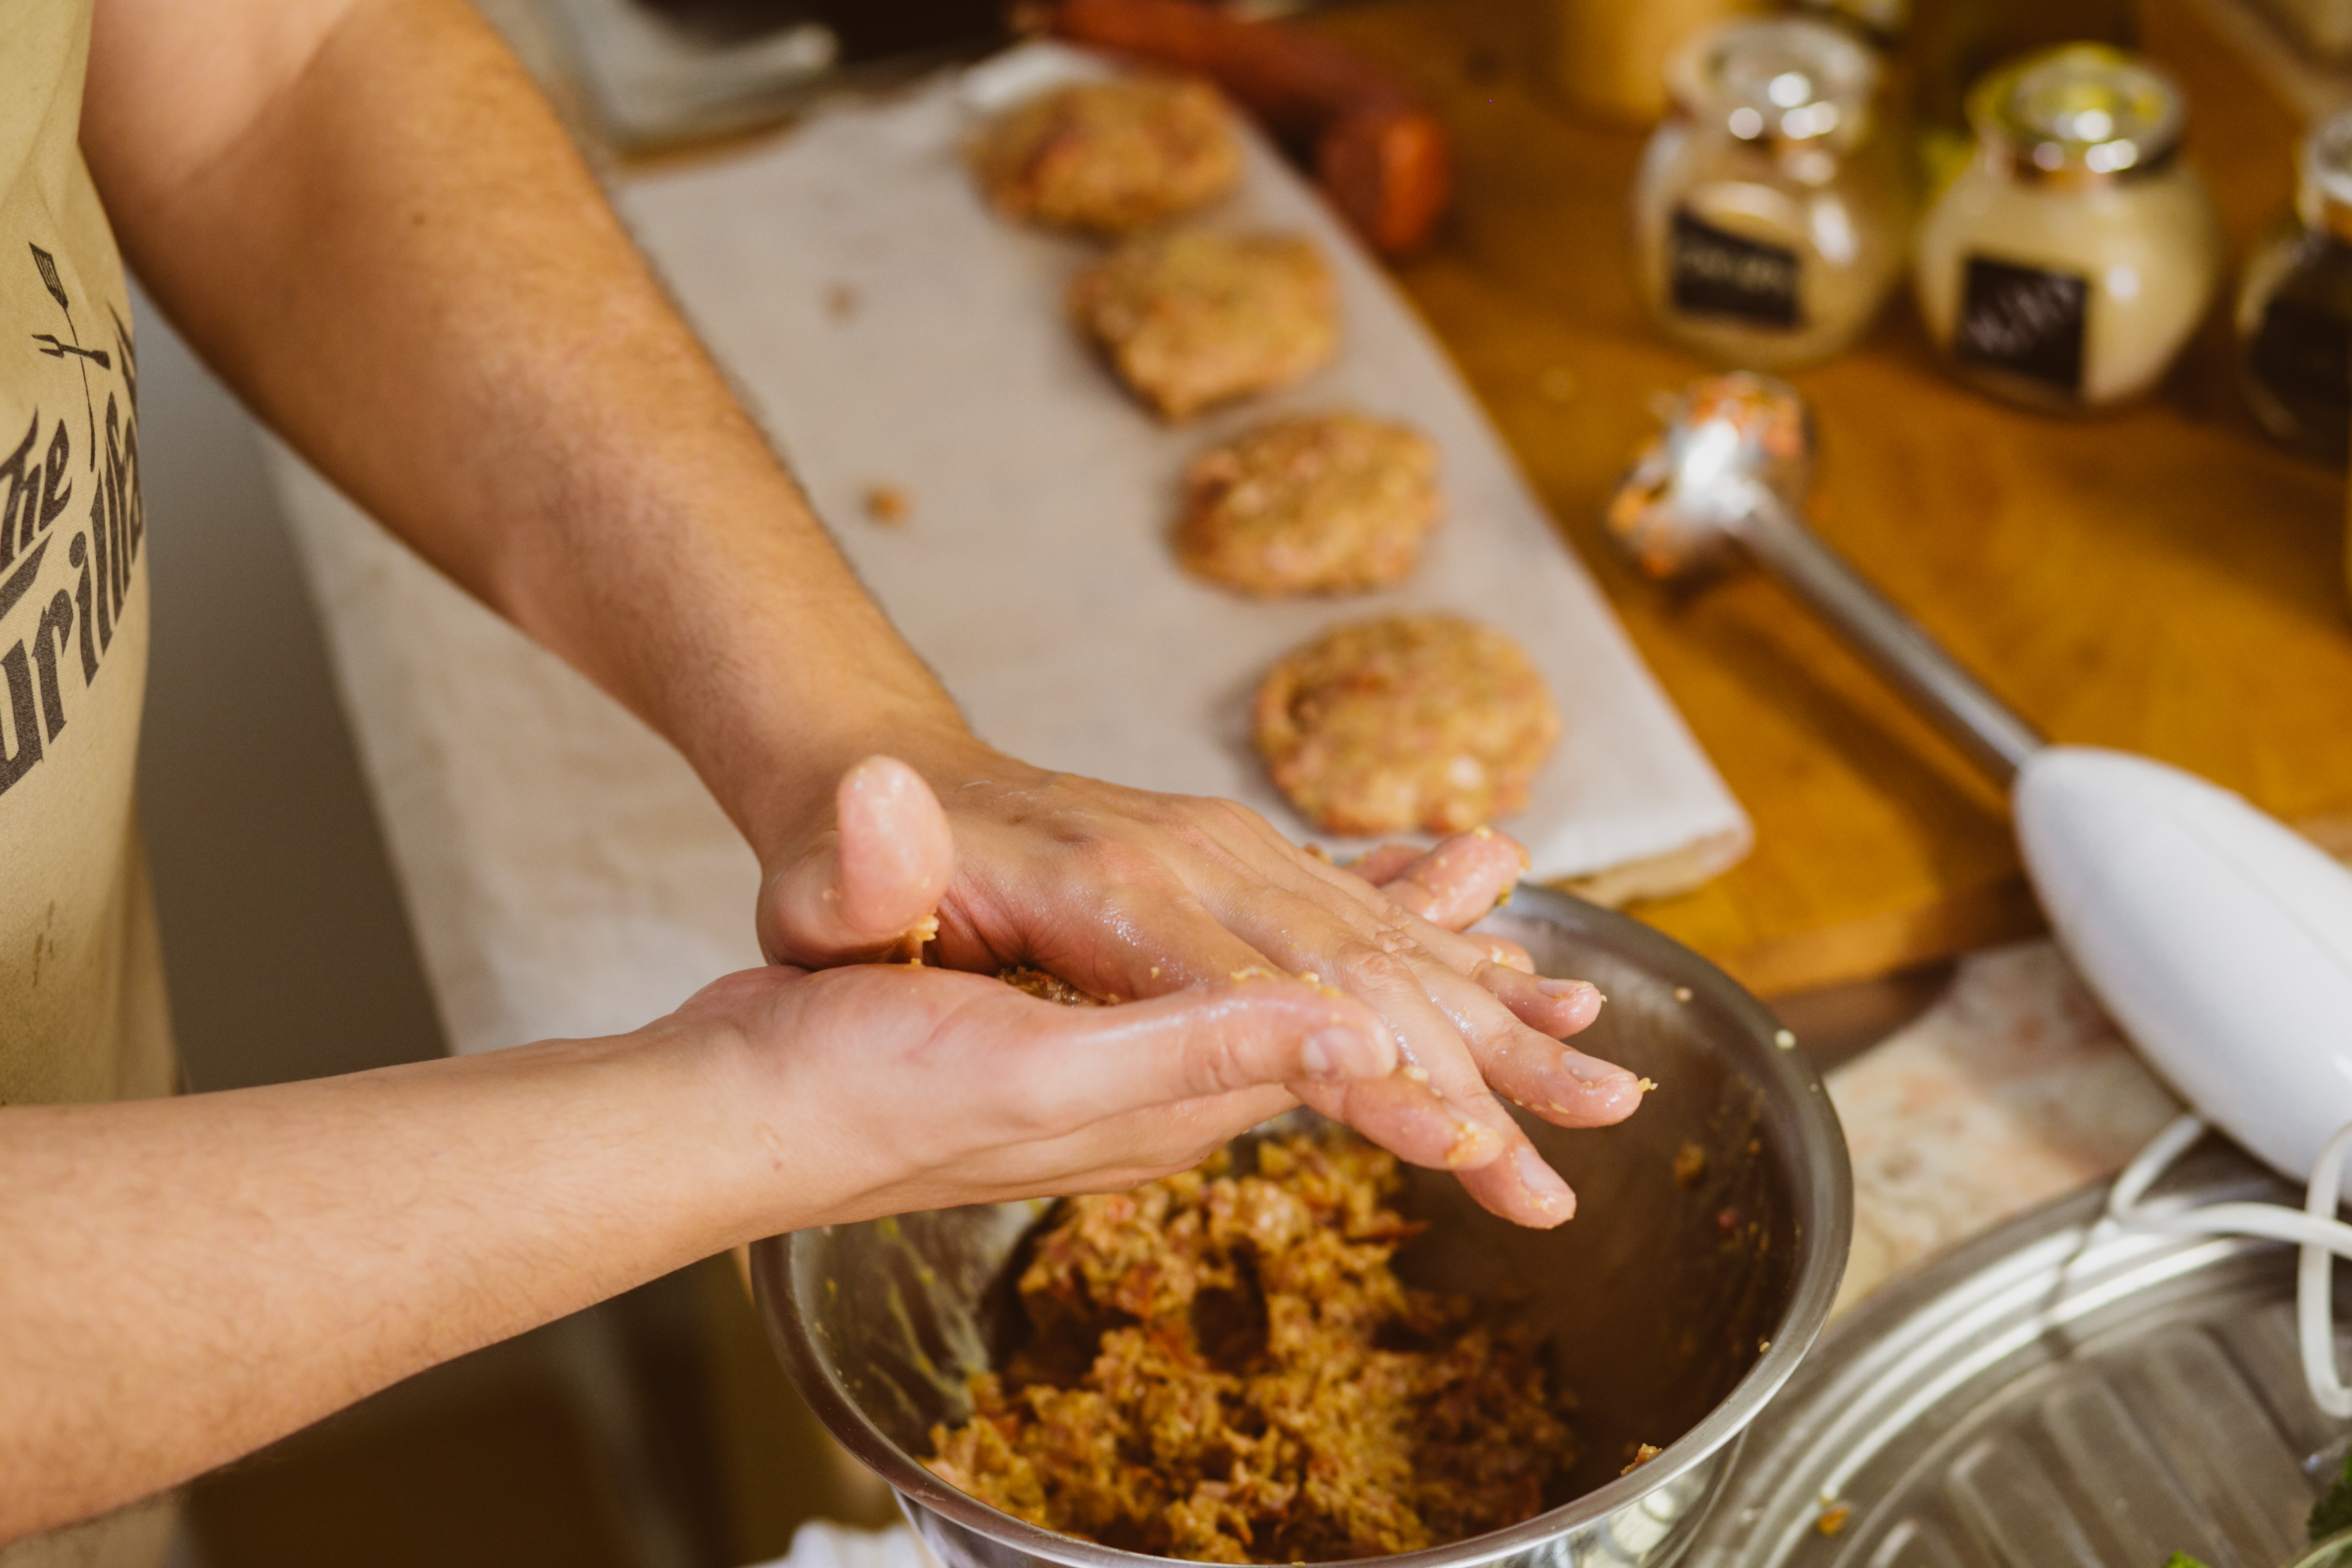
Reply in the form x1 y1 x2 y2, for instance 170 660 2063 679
271 44 1749 1058
615 43 1749 883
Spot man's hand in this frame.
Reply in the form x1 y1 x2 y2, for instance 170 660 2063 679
758 750 1637 1228
681 956 1397 1228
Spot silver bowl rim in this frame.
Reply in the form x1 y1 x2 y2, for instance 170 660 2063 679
753 883 1854 1568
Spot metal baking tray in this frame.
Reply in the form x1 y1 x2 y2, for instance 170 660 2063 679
1687 1142 2351 1567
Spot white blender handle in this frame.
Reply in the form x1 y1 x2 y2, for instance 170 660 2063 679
1742 515 2352 1419
2014 746 2352 1194
1738 495 2352 1190
1610 374 2352 1421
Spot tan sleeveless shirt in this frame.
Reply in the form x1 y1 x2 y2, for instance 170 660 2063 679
1 2 179 1562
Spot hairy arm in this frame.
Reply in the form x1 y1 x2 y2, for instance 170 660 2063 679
84 0 1632 1228
85 0 951 839
0 969 1396 1539
0 764 1404 1540
2 1020 762 1536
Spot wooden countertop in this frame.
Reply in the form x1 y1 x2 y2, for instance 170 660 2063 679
1307 0 2350 996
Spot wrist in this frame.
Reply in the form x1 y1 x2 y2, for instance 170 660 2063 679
620 1003 832 1244
677 975 888 1237
738 709 1045 872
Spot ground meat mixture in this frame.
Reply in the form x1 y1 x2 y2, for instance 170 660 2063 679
1067 229 1338 421
1252 614 1561 837
926 1132 1572 1563
998 965 1103 1007
970 76 1240 234
1175 413 1443 597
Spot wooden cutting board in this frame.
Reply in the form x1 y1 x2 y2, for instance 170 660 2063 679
1304 0 2350 998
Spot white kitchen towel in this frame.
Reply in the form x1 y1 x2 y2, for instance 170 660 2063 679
271 44 1748 1057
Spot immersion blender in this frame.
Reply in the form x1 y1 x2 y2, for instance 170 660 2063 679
1606 374 2352 1413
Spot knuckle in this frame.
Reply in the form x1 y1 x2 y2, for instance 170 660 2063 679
1235 881 1385 953
1374 879 1441 921
1145 791 1218 833
1327 940 1420 998
1483 937 1535 970
1370 899 1425 940
967 1015 1080 1135
1065 835 1166 890
1157 794 1269 857
1100 789 1206 839
1001 1058 1079 1136
1469 957 1516 993
1200 794 1273 838
1181 1026 1255 1097
1440 966 1522 1031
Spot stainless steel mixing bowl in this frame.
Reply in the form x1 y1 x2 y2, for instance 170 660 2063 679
752 886 1852 1568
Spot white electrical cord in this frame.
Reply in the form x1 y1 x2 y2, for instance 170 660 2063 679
2107 1114 2352 1418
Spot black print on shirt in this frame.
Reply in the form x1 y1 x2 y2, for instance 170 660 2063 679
0 296 139 800
29 244 103 471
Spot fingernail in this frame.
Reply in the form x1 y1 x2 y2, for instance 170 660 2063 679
1515 1146 1575 1213
1304 1028 1385 1081
1562 1052 1636 1086
1537 978 1598 1001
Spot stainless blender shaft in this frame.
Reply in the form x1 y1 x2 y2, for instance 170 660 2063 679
1742 495 2045 783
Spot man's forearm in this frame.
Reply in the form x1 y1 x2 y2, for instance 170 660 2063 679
84 0 959 854
0 930 1405 1540
81 0 1641 1234
0 1018 765 1539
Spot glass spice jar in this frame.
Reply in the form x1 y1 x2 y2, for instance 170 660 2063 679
2237 109 2352 467
1542 0 1769 129
1914 44 2221 413
1631 17 1911 371
1905 0 2135 190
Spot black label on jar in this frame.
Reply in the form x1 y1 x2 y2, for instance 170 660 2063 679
2248 293 2352 416
1670 209 1801 330
1954 256 2088 394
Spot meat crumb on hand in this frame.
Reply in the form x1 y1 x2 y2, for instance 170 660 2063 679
999 965 1102 1006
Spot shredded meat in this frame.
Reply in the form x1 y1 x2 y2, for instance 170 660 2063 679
927 1132 1572 1562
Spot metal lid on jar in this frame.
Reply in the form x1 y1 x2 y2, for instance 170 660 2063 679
1667 17 1880 152
2298 109 2352 244
1968 44 2185 185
